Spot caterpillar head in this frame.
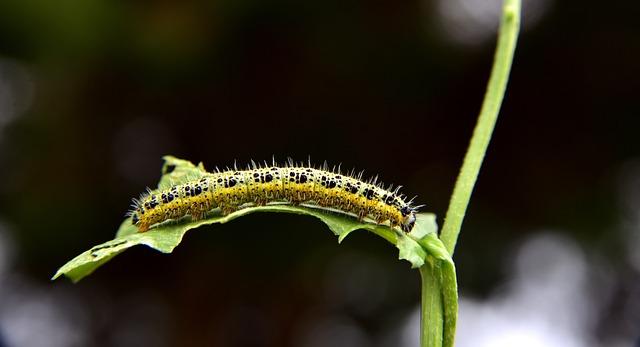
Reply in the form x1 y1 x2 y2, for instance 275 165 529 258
400 206 417 232
131 211 140 226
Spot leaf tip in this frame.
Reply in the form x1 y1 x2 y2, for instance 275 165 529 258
337 231 351 243
51 270 82 283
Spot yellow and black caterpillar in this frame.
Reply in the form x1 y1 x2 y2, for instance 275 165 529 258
129 161 422 233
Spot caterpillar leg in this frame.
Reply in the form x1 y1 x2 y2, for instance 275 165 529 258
315 196 330 207
219 204 238 215
375 216 387 225
286 196 303 205
190 210 206 221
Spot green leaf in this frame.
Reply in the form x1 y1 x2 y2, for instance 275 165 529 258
156 155 208 190
53 157 439 283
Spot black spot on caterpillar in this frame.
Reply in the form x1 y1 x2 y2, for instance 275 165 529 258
128 160 423 233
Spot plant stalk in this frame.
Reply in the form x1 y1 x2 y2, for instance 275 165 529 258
419 0 521 346
439 0 521 255
420 262 443 347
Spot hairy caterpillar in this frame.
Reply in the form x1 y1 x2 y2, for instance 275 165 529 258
128 160 423 233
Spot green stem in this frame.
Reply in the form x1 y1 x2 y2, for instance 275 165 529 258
416 234 458 347
439 0 521 255
422 261 458 347
420 262 443 347
440 259 458 347
419 1 520 346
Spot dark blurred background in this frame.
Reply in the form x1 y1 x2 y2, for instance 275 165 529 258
0 0 638 346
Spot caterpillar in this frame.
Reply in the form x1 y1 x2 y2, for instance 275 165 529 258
128 160 423 233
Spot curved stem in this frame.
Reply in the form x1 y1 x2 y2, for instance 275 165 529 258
439 0 521 255
419 1 521 346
